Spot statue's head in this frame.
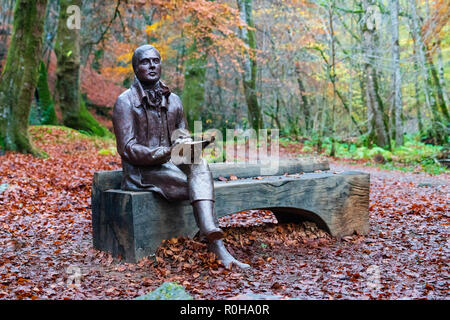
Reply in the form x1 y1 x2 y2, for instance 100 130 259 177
132 44 161 85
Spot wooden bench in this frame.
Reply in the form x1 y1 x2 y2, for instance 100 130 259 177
91 159 370 262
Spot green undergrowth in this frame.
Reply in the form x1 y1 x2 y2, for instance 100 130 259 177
285 134 448 175
368 161 446 175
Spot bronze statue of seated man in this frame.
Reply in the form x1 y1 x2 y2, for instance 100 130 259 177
112 44 249 269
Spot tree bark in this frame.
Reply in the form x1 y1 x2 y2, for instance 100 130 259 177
29 61 58 126
0 0 48 154
295 63 311 134
181 39 207 131
424 47 449 123
412 48 423 134
237 0 263 132
55 0 109 136
390 0 403 146
409 0 446 144
436 40 449 110
361 0 390 149
329 0 337 156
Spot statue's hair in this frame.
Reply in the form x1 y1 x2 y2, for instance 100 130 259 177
131 44 161 73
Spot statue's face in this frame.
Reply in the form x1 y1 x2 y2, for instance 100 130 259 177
135 49 161 84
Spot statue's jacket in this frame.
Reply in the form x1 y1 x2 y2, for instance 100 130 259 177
112 78 193 201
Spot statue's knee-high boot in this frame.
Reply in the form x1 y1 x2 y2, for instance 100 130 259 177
181 159 249 269
184 159 224 241
192 200 224 241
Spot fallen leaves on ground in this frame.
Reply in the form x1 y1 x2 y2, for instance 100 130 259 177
0 126 448 300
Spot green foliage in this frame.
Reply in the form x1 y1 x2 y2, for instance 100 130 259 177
303 134 447 174
97 147 116 156
91 49 104 71
301 145 314 153
0 136 5 153
420 124 450 145
182 41 207 131
203 141 226 163
279 137 292 148
375 161 446 175
356 133 373 148
134 282 193 300
122 77 132 88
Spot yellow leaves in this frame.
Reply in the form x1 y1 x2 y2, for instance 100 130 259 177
116 52 133 65
138 0 243 67
101 65 132 79
98 41 135 83
144 17 177 61
296 8 306 15
145 15 174 37
154 42 177 61
145 20 164 36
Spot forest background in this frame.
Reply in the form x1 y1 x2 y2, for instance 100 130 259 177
0 0 448 171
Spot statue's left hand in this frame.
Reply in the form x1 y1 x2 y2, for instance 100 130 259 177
172 136 192 147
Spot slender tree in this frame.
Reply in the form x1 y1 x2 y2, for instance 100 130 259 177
328 0 337 156
295 63 311 134
390 0 403 146
237 0 263 132
361 0 390 148
409 0 446 144
182 40 208 131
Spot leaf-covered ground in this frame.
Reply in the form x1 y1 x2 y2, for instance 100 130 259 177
0 126 448 300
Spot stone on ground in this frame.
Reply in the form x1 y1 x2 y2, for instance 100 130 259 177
134 282 193 300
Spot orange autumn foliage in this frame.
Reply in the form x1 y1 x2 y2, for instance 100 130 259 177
98 0 246 86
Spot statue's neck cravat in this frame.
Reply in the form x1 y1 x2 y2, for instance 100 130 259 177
145 82 163 109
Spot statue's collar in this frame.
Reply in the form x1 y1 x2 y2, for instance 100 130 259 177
131 76 171 109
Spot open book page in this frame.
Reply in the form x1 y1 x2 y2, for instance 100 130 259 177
181 136 215 149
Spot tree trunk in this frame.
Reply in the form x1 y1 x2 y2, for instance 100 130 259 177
181 40 207 131
0 0 48 155
55 0 109 136
0 0 14 75
237 0 263 132
409 0 446 144
29 61 58 125
413 50 423 134
295 62 311 134
309 45 363 135
436 40 449 110
361 0 390 149
390 0 403 146
424 47 449 123
329 1 337 156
